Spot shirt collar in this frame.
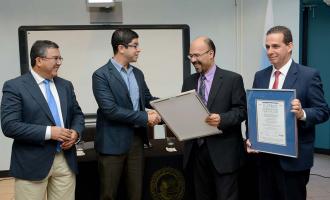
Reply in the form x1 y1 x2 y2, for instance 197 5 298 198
31 68 52 84
202 64 216 81
272 58 292 77
111 58 133 73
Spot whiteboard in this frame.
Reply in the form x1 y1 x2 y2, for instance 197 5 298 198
18 25 190 116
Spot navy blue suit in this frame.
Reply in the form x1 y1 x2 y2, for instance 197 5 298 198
253 61 329 171
252 61 329 200
1 72 85 181
92 59 156 155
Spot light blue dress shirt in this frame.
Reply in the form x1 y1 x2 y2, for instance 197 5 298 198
111 58 140 111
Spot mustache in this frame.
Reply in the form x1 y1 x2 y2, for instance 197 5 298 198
192 61 201 65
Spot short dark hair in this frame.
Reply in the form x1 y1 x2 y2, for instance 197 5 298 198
30 40 59 67
266 26 292 45
111 28 139 54
204 37 216 57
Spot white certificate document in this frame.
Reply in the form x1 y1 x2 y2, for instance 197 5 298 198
256 100 286 146
150 90 221 141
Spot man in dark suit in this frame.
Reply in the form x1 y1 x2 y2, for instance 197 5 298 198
182 36 247 200
246 26 330 200
92 28 160 200
1 40 85 200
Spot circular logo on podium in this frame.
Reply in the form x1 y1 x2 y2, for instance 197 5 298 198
150 167 185 200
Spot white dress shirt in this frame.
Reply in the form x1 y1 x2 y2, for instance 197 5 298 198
31 69 64 140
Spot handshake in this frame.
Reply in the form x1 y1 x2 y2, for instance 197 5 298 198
147 109 161 126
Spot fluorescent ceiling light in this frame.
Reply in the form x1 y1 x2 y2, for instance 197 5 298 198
87 0 116 8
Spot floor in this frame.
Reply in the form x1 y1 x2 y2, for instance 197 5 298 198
0 153 329 200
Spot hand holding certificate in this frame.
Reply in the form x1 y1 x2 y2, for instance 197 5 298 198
150 90 221 141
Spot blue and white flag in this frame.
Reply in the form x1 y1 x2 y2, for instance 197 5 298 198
260 0 274 69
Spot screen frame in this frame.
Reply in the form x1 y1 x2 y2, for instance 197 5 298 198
18 24 191 118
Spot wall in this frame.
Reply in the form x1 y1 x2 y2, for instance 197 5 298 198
0 0 299 171
305 3 330 150
240 0 300 88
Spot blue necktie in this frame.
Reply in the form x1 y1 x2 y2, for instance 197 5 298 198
44 79 62 152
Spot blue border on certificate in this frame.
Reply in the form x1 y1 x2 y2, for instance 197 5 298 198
247 89 297 157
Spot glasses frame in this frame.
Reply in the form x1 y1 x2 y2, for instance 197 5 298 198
126 44 139 49
187 49 211 60
40 56 64 62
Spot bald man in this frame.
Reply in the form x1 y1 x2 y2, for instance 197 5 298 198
181 36 247 200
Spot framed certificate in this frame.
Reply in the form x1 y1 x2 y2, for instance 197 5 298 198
150 90 221 141
247 89 297 157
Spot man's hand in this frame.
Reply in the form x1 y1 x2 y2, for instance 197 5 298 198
50 127 72 142
61 129 79 150
245 139 259 153
147 110 161 126
205 113 221 127
291 99 304 120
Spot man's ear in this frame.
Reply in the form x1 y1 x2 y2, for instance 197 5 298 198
118 44 126 54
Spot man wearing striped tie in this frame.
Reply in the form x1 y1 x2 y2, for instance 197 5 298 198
181 36 247 200
1 40 85 200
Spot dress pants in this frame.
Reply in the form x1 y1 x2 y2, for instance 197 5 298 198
192 142 239 200
15 152 76 200
258 154 310 200
98 134 144 200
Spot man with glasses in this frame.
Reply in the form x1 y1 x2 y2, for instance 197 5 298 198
92 28 161 200
1 40 85 200
182 36 247 200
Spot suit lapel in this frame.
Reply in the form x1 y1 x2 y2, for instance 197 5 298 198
207 67 223 109
107 61 130 98
260 67 273 88
282 61 298 89
23 73 55 124
54 78 67 125
133 68 144 107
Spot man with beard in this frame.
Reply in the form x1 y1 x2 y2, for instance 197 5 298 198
181 36 247 200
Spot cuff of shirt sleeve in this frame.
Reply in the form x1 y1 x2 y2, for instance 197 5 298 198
300 109 307 121
45 126 51 140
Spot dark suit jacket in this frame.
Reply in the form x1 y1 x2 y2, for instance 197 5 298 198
252 61 330 171
182 66 247 174
1 72 85 181
92 59 156 155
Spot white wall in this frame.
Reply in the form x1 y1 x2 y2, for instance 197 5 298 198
239 0 300 88
0 0 299 171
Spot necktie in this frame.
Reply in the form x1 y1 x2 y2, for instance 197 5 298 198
198 74 206 104
272 71 281 89
44 79 62 152
197 74 206 146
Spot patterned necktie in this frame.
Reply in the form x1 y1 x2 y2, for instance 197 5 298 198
197 74 206 146
44 79 62 152
198 74 206 104
272 71 281 89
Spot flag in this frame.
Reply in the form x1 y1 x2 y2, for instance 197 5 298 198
260 0 274 69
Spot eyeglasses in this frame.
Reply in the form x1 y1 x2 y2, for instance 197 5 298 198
187 50 210 60
41 56 64 62
126 44 139 49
